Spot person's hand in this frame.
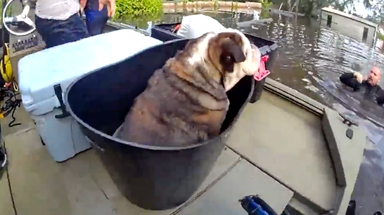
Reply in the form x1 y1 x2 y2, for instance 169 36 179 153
354 72 364 83
22 0 37 8
79 0 87 10
98 0 116 17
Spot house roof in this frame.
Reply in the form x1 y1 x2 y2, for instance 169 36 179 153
321 7 378 28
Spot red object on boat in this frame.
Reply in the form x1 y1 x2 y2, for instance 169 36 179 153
254 55 270 81
173 24 181 33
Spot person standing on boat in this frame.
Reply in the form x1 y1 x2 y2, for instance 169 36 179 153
339 66 384 105
22 0 115 48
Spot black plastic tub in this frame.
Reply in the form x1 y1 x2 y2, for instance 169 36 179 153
151 23 278 103
65 39 254 210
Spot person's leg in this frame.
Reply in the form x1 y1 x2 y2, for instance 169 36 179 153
84 0 108 36
35 13 89 49
84 6 108 36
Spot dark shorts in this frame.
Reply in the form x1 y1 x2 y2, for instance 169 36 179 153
35 13 89 49
84 0 109 36
84 7 108 36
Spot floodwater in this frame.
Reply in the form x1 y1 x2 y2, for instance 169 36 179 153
156 11 384 214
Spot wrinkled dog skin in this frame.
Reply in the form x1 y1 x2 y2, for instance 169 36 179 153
118 29 261 147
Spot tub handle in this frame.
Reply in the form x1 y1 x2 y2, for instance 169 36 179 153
54 84 70 119
0 148 8 177
85 136 104 152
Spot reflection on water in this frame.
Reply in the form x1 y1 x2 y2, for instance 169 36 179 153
156 11 384 213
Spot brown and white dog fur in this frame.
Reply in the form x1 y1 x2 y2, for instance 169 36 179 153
117 29 261 147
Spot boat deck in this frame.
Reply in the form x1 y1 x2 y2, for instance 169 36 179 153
0 100 293 215
0 87 366 215
0 29 366 215
2 51 294 213
0 18 292 215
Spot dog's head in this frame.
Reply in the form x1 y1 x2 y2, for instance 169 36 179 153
184 29 261 91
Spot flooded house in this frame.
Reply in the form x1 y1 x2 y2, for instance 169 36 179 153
320 7 378 46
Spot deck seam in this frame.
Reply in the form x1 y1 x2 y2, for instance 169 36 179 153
89 170 109 200
3 126 35 138
225 144 324 213
3 140 18 215
170 151 242 215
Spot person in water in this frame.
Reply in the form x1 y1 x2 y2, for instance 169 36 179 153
339 66 384 106
23 0 115 49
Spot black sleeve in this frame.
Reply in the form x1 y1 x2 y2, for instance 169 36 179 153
339 72 361 91
376 86 384 105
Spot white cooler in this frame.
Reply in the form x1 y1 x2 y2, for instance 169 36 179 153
18 29 162 162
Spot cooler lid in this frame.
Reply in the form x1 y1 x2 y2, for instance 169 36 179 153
19 29 162 114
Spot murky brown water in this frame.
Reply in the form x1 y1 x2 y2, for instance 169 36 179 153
153 11 384 214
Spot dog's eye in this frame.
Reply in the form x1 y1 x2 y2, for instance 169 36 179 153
224 55 232 63
220 53 236 73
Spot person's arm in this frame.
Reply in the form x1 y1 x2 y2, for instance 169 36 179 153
80 0 85 10
339 72 361 91
22 0 37 8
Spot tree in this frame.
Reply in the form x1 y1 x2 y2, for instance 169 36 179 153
113 0 163 28
369 0 384 24
295 0 333 16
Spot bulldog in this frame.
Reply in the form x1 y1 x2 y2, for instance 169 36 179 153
117 29 261 147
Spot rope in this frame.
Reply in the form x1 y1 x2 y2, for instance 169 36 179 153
0 87 22 127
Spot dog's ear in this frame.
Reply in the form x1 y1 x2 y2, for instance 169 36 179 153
221 39 246 62
219 38 246 72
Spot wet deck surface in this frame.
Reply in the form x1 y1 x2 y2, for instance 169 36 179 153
0 99 293 215
227 92 336 210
